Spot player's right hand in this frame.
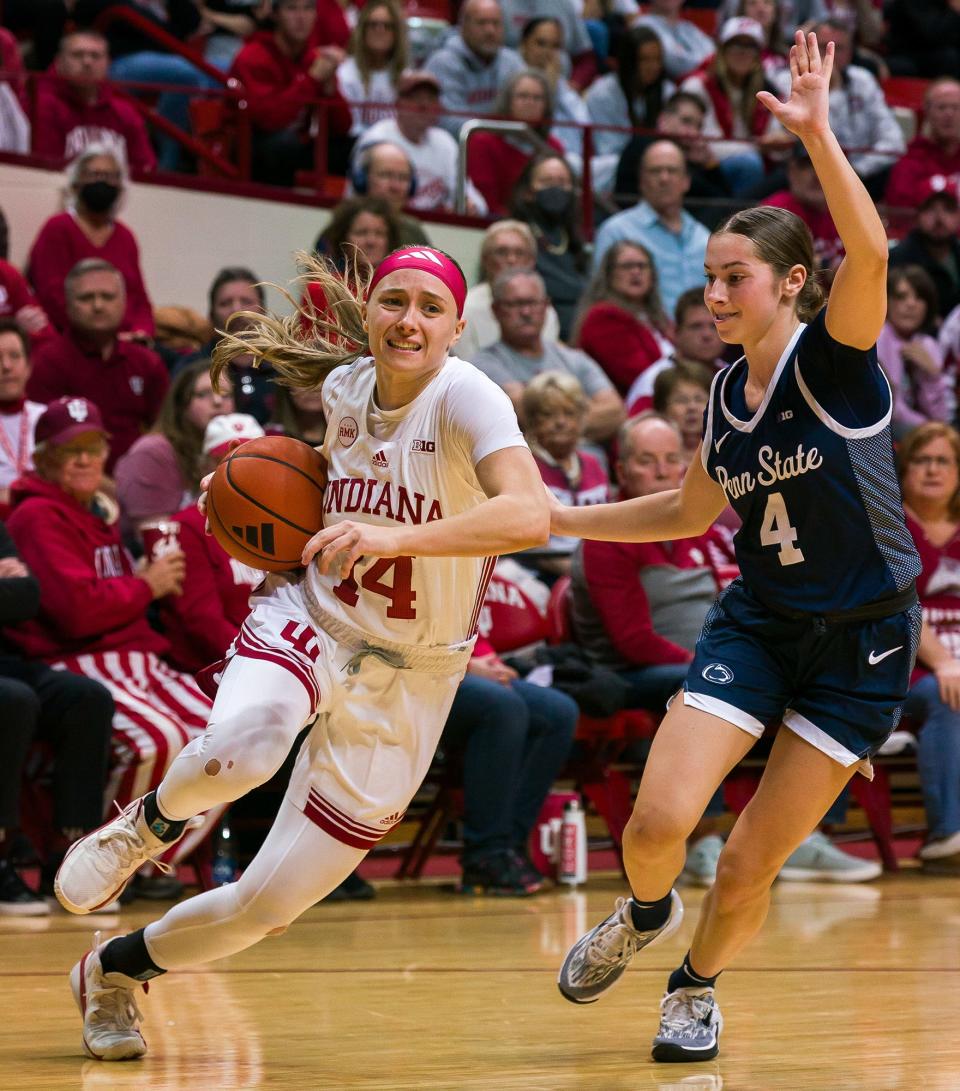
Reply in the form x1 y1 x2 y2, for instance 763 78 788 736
142 551 186 599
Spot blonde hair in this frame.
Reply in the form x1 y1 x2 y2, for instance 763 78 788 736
522 370 587 421
211 251 371 393
479 220 537 281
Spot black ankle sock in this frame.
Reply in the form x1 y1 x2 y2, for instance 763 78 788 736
629 891 673 931
100 928 167 982
142 791 187 843
667 951 720 993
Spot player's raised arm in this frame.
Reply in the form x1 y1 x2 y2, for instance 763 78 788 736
549 444 727 545
756 32 888 350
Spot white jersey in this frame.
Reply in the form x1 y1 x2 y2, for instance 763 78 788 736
307 354 527 647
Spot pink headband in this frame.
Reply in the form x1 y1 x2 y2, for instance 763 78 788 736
367 247 467 316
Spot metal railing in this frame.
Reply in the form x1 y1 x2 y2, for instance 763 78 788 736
455 119 556 214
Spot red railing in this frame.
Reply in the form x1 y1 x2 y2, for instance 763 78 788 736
1 68 923 239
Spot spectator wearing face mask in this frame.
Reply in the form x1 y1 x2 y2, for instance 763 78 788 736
27 145 154 340
508 152 588 342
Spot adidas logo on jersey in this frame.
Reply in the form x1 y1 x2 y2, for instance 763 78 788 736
372 449 390 469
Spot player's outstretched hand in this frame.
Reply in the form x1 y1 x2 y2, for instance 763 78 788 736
302 520 402 580
756 31 832 140
544 483 571 534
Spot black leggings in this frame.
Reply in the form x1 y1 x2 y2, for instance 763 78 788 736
0 659 113 832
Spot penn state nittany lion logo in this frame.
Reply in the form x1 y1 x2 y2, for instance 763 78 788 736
702 662 735 685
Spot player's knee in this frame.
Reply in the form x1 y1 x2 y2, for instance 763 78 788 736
712 843 779 909
200 701 301 790
623 804 690 857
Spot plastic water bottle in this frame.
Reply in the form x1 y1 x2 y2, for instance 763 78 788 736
558 799 588 886
211 818 238 886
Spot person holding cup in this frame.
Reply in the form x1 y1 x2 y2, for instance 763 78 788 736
4 397 214 844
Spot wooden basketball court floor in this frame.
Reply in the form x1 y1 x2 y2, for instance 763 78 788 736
4 870 958 1090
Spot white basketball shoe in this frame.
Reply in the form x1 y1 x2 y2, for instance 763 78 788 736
70 934 148 1061
55 798 190 914
558 890 684 1003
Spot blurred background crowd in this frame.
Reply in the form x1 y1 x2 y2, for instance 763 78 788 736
1 0 960 914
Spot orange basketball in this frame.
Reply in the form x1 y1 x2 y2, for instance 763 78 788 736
207 435 327 572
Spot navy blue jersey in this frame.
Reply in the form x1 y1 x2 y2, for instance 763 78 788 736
701 311 920 614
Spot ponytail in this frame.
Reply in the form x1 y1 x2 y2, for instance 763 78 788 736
211 251 371 393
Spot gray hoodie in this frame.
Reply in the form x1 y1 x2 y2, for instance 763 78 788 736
424 33 525 135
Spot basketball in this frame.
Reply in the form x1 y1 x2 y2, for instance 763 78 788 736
207 435 327 572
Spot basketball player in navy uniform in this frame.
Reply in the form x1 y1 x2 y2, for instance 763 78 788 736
551 33 921 1061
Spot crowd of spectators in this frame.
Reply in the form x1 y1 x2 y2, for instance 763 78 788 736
1 0 960 904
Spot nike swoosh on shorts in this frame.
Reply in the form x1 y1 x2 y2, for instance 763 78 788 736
867 646 903 666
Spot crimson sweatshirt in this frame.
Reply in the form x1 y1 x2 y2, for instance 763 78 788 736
4 473 163 661
159 503 262 674
0 260 52 341
34 78 157 173
230 31 350 136
27 212 155 337
28 331 169 471
576 303 664 396
885 135 960 209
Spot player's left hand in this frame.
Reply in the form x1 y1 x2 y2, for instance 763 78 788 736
302 520 402 579
756 32 833 139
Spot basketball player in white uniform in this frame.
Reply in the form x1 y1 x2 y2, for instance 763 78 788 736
55 247 550 1061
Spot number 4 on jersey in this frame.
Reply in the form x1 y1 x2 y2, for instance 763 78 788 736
333 556 417 619
759 491 805 566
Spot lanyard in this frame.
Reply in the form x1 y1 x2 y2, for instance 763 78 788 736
0 409 30 477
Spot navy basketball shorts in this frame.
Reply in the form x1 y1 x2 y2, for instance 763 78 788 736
682 579 922 776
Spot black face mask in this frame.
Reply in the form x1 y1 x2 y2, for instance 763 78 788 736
534 186 573 220
78 181 120 213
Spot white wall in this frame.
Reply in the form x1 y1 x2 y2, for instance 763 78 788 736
0 162 484 316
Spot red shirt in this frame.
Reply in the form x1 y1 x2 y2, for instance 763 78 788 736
578 529 736 668
885 136 960 209
27 212 155 337
576 303 665 396
4 473 162 661
159 503 262 674
907 512 960 680
467 131 566 217
230 31 350 136
762 190 843 268
0 28 26 110
34 77 157 173
28 331 169 471
312 0 352 49
0 261 52 341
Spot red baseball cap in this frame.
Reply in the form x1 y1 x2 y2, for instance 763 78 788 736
917 174 960 207
35 397 109 447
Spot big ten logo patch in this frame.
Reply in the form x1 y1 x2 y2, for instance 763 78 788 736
338 417 359 447
411 439 435 453
280 620 320 662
